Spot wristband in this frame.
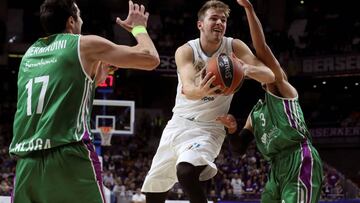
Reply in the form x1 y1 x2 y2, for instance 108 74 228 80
131 25 147 37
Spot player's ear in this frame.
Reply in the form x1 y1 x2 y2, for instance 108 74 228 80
66 16 75 31
197 20 203 30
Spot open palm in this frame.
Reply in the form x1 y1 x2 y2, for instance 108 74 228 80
116 0 149 32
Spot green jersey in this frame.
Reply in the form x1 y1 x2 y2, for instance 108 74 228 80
10 34 95 157
250 91 310 160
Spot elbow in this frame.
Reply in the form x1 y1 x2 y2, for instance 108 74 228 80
265 70 276 83
181 86 200 100
184 94 197 100
260 73 275 84
182 91 196 100
151 55 161 69
259 71 276 84
139 50 160 71
144 55 160 71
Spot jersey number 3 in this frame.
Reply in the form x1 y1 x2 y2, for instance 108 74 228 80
260 113 266 127
25 75 49 116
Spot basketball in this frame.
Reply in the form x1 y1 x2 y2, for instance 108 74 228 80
206 53 245 95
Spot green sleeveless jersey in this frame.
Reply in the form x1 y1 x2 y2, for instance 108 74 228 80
250 91 311 160
10 34 96 157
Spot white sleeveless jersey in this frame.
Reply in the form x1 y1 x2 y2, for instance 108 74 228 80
172 37 234 122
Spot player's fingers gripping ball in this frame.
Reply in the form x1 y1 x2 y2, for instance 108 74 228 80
206 53 245 95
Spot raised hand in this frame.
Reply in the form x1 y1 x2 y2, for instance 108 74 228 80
116 0 150 32
236 0 253 9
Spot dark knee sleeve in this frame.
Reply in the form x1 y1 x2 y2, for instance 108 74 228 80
176 162 207 184
146 192 168 203
176 162 207 203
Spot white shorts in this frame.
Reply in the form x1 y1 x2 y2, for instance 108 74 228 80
141 115 226 193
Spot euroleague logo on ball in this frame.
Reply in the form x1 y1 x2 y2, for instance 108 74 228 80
206 53 244 95
219 54 233 80
218 53 234 87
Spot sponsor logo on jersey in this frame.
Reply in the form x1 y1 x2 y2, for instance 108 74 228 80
187 142 201 150
201 96 215 102
10 138 52 153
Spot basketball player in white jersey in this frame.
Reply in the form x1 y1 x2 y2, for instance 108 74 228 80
142 1 275 202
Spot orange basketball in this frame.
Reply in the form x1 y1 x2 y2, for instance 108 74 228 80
206 53 245 95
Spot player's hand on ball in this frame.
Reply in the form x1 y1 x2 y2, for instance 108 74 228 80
199 71 223 96
216 114 237 134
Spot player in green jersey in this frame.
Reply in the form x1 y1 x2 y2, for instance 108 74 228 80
217 0 323 202
10 0 159 202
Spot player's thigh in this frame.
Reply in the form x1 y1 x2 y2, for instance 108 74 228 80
43 142 104 203
307 151 324 203
142 140 177 192
282 166 323 203
13 156 41 203
13 143 104 203
261 179 281 203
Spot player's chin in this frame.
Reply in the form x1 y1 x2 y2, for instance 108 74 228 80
210 38 222 45
211 33 223 41
215 34 223 41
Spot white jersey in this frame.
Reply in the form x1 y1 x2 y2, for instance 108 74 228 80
142 37 234 193
172 37 234 122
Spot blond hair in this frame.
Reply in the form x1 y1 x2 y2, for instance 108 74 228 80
197 0 230 20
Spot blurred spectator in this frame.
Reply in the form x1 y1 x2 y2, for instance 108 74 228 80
112 178 128 203
208 189 219 203
230 173 244 199
103 170 115 189
131 188 146 203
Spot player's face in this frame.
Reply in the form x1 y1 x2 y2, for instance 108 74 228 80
198 8 227 43
72 4 83 34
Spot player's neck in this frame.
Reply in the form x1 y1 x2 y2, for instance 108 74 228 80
199 37 222 57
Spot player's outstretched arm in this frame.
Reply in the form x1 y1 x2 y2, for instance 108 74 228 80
175 44 221 100
237 0 297 98
80 0 159 77
237 0 282 80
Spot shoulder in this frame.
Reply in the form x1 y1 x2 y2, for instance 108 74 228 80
176 43 193 52
175 43 193 60
232 39 253 55
80 35 111 48
231 38 249 49
231 38 256 61
175 43 195 72
79 35 116 61
187 38 199 45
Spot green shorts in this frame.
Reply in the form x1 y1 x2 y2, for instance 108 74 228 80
261 141 323 203
12 141 105 203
